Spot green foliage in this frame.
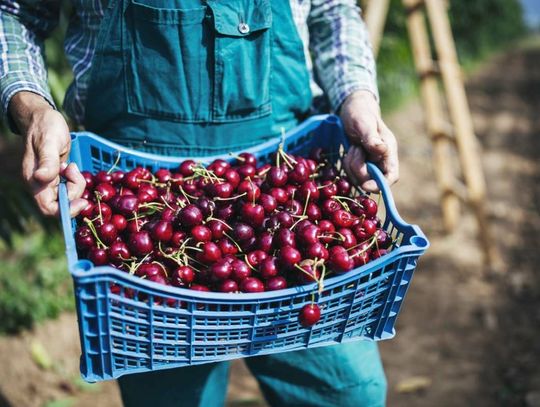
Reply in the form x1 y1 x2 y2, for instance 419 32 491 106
0 230 73 334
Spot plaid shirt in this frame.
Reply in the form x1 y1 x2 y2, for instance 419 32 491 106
0 0 378 124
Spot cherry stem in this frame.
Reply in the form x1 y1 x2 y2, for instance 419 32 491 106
83 217 107 249
348 235 378 256
106 151 122 175
207 217 233 230
244 255 257 271
215 192 246 201
223 231 243 252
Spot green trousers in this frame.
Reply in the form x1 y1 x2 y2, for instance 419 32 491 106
118 341 386 407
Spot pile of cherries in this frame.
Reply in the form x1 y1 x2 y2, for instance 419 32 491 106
75 146 392 327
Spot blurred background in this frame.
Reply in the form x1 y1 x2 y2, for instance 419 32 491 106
0 0 538 406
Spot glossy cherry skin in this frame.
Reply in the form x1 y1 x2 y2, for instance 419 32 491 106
111 214 128 232
94 182 116 202
233 223 254 242
151 221 173 242
240 277 265 293
209 260 232 282
88 247 108 266
97 222 118 244
278 246 302 269
128 231 154 256
297 264 321 284
217 238 239 256
171 266 195 287
265 276 287 291
299 304 321 327
258 257 279 279
178 204 203 228
267 166 288 187
361 197 378 218
242 203 265 227
75 226 95 250
231 259 251 282
191 225 212 243
328 245 354 273
274 228 296 248
305 242 329 261
199 242 222 263
219 279 239 293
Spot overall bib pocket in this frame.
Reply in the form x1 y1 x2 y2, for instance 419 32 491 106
123 0 211 122
208 0 273 122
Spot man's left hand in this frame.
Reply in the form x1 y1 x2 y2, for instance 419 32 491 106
339 90 399 192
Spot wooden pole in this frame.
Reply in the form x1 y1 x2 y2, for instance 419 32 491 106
424 0 498 266
403 0 460 231
364 0 391 57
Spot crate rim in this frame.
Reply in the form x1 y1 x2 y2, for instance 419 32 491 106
59 114 429 302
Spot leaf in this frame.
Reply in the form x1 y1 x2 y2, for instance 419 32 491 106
396 376 432 393
30 340 53 370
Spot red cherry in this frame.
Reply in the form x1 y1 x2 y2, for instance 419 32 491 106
331 209 356 228
191 225 212 243
191 284 211 292
217 238 239 256
94 182 116 202
89 247 108 266
209 260 232 282
242 203 265 227
237 164 256 179
371 249 388 260
95 170 112 184
259 194 277 214
179 160 196 176
199 242 222 263
299 304 321 327
279 245 302 269
75 226 95 250
336 178 352 195
297 225 320 246
267 167 288 187
179 204 203 228
128 231 154 256
238 152 257 166
265 276 287 291
299 181 320 202
320 181 337 199
150 220 173 242
233 223 254 242
289 163 309 184
297 263 320 284
259 257 279 279
224 169 241 187
269 188 288 204
361 197 378 218
305 203 322 222
97 222 118 244
322 199 341 217
328 246 354 273
219 279 239 293
274 228 296 248
109 242 131 264
240 277 265 293
338 228 357 249
117 195 139 215
305 242 329 260
246 250 268 268
257 231 274 253
81 171 94 189
231 259 251 282
79 200 95 218
170 231 186 248
111 214 127 232
237 180 261 202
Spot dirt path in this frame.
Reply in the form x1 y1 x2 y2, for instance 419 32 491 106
0 39 539 407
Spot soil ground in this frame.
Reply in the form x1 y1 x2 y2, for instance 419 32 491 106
0 39 539 407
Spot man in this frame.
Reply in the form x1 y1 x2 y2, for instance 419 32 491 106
1 1 398 405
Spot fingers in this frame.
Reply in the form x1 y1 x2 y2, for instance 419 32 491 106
33 139 62 184
33 176 60 216
346 114 388 160
69 198 89 218
61 162 86 201
379 123 400 186
344 146 380 193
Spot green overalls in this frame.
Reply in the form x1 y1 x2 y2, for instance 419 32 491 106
83 0 386 405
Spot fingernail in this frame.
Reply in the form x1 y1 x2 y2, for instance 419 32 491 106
60 162 68 170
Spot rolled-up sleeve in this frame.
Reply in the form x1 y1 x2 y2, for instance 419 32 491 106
0 1 60 120
308 0 379 111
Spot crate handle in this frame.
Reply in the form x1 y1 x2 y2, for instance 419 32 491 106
58 182 79 268
366 162 409 230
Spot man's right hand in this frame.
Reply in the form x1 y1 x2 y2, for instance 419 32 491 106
9 91 87 217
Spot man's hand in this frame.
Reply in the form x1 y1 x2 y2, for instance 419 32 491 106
339 90 399 192
10 91 87 217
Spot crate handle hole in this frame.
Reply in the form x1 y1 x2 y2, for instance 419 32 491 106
74 260 93 272
410 236 428 248
324 115 339 124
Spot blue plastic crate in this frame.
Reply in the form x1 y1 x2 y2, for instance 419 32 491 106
59 114 429 382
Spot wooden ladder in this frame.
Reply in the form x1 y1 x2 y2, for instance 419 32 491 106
363 0 499 267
